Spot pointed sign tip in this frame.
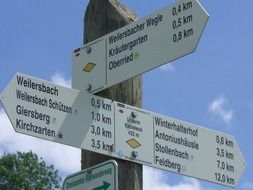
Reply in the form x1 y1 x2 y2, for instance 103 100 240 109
92 181 111 190
103 181 111 188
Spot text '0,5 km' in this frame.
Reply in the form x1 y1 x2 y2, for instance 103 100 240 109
72 0 209 94
1 73 246 188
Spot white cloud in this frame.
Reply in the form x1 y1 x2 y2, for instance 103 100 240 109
144 167 202 190
208 96 234 125
51 72 71 87
0 109 80 175
159 64 175 72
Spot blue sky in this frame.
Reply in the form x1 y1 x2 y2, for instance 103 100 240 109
0 0 252 189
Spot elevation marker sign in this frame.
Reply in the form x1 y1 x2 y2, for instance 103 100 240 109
0 73 246 188
72 0 209 93
63 160 118 190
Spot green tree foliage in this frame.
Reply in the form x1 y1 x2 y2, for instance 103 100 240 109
0 151 61 190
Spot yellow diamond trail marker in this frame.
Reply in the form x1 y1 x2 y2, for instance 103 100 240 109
127 138 141 149
72 0 209 93
83 63 96 72
0 73 246 188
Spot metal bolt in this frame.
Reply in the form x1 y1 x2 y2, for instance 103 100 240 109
86 46 92 54
87 169 92 175
131 111 137 118
117 151 123 158
86 84 92 91
132 151 138 158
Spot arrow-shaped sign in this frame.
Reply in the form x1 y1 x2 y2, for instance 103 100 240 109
72 0 209 93
63 160 117 190
92 181 111 190
1 73 246 188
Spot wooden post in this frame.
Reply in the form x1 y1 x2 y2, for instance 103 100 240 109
81 0 143 189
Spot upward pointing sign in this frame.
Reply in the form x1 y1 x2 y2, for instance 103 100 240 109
72 0 209 92
1 73 246 188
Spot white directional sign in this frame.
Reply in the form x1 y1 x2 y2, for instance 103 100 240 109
1 73 246 188
63 160 118 190
72 0 209 93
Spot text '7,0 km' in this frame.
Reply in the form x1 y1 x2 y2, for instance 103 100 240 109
0 73 246 188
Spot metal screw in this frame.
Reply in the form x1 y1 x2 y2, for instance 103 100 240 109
86 84 92 91
86 46 92 54
131 111 137 118
132 151 138 158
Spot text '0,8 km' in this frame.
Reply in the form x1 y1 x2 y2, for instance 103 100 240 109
1 73 246 188
72 0 209 94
